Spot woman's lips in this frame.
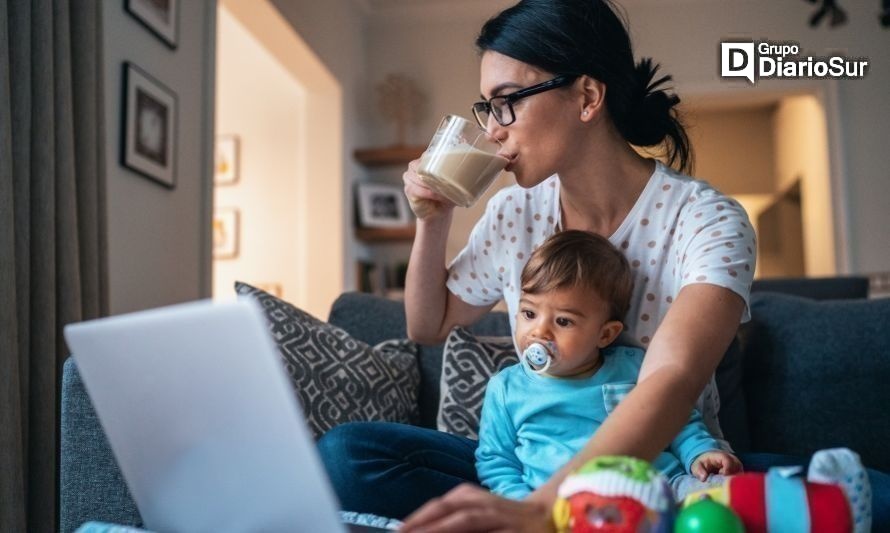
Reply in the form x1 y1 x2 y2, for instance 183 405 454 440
499 153 517 172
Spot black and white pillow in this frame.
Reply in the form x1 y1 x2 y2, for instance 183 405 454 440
437 327 518 440
235 281 420 439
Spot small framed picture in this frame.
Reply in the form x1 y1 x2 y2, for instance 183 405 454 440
214 135 239 185
121 62 177 188
356 183 412 228
213 207 240 259
126 0 179 49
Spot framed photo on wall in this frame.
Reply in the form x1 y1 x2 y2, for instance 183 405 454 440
356 183 413 228
126 0 179 49
213 208 240 260
121 62 177 188
214 135 240 185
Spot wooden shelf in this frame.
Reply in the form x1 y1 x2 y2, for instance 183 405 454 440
355 225 416 242
354 145 425 167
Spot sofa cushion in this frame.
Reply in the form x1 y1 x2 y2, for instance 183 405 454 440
328 292 512 428
739 292 890 471
235 282 421 438
437 327 518 439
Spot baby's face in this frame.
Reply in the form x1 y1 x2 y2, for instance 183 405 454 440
515 286 614 377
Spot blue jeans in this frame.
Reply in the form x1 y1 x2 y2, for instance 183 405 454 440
318 421 890 527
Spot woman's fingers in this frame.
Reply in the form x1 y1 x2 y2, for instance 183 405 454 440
401 484 479 531
400 484 552 533
402 158 454 218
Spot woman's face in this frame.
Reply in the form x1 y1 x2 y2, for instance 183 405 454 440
479 51 583 188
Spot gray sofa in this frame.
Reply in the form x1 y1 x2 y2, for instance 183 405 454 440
59 277 890 532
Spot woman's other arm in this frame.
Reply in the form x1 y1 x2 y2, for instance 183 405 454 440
403 160 495 344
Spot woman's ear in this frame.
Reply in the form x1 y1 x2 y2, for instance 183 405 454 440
597 320 624 348
579 75 607 121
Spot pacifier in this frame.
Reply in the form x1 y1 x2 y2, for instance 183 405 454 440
522 341 556 374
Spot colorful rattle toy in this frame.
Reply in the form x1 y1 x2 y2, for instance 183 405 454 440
553 456 674 533
680 448 871 533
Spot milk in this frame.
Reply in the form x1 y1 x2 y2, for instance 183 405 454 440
417 145 508 207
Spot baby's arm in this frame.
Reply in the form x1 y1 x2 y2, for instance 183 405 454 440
475 375 533 499
669 407 739 478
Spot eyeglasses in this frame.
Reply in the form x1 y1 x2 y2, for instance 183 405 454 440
471 75 579 130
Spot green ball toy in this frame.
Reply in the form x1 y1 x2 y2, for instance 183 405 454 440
674 498 745 533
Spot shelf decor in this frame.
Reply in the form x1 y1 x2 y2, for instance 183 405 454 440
356 183 413 229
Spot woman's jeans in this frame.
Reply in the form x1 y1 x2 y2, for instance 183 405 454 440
318 421 890 527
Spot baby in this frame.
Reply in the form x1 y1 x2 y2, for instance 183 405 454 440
475 230 742 500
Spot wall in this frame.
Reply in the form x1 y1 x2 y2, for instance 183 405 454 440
773 95 835 276
363 0 890 275
103 0 216 314
213 7 304 303
684 105 776 196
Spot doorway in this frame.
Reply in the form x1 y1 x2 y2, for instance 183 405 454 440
682 90 839 278
213 0 344 318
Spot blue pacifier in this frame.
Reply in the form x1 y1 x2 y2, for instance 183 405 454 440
522 341 555 374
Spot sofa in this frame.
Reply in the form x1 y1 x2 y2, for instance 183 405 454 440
59 276 890 532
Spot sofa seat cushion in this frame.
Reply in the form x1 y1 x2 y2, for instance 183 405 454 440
236 282 420 439
740 292 890 471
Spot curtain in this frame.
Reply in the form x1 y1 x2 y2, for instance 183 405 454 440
0 0 107 531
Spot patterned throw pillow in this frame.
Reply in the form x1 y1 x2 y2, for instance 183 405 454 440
235 281 420 439
437 327 518 439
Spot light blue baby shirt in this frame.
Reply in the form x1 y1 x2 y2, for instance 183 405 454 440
475 345 719 499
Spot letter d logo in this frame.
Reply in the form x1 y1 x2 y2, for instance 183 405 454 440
721 42 755 84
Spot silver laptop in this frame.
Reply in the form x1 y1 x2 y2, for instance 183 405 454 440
65 298 394 533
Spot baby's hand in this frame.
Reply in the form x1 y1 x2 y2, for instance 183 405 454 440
691 451 743 481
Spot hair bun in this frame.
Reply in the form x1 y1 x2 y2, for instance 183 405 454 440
623 58 681 148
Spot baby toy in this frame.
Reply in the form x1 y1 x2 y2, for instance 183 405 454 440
674 498 744 533
552 455 674 533
680 448 870 533
553 448 870 533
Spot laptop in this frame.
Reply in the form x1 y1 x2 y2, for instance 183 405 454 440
65 298 396 533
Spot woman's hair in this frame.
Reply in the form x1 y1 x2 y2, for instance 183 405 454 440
520 230 634 322
476 0 693 174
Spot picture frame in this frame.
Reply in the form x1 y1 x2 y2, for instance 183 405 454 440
126 0 179 49
356 183 413 228
214 135 240 185
121 62 177 189
213 207 240 260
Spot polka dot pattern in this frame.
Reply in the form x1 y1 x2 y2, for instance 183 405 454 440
445 168 754 440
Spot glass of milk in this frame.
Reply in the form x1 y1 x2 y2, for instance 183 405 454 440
416 115 509 208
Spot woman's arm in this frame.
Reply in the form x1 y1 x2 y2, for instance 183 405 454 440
400 283 745 532
403 160 496 344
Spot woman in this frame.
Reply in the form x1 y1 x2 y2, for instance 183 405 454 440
319 1 887 530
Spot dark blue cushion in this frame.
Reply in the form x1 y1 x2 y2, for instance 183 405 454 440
739 293 890 471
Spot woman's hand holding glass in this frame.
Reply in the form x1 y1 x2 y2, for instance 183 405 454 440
403 158 457 220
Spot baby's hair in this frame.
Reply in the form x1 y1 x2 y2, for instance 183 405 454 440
520 230 633 321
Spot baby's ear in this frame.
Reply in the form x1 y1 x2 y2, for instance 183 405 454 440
598 320 624 348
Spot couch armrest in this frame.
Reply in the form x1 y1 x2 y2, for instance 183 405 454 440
60 358 141 532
